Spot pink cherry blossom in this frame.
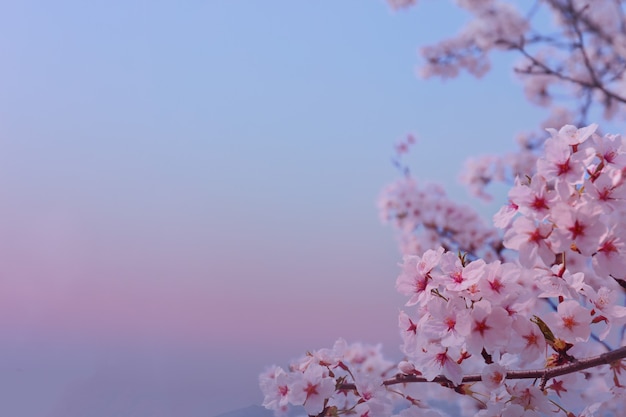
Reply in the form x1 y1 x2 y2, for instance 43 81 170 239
421 297 469 347
592 227 626 279
590 133 626 167
262 0 626 411
503 217 554 267
506 381 553 414
399 309 427 355
537 136 595 185
583 169 626 212
396 254 435 306
481 363 507 390
459 300 513 355
546 124 597 146
435 252 486 293
415 345 463 386
493 201 518 229
510 316 545 363
289 364 336 415
508 174 555 220
548 300 591 343
549 203 607 256
259 366 291 411
477 261 522 305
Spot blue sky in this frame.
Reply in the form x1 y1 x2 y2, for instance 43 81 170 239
0 1 555 416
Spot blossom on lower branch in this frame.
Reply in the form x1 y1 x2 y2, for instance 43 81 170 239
259 339 397 416
260 124 626 416
288 364 336 415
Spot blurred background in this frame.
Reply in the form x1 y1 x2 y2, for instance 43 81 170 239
0 1 549 416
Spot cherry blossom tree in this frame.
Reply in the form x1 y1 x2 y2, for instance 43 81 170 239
261 1 626 416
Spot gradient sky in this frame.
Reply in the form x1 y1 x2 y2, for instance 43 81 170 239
0 1 555 416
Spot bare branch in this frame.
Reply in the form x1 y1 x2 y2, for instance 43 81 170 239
337 346 626 391
508 40 626 105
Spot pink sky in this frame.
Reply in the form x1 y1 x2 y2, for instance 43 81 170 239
0 1 544 416
0 155 405 415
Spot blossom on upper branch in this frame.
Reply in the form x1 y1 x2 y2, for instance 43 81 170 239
549 202 607 256
508 174 555 220
536 130 595 185
435 252 485 293
396 247 444 306
503 217 554 267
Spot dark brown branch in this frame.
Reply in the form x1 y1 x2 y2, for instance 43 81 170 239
568 2 599 80
509 40 626 105
514 0 626 106
543 0 618 46
338 346 626 391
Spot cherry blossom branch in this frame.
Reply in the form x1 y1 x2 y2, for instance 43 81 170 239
338 346 626 390
563 0 626 112
544 0 619 46
509 0 626 108
511 43 626 105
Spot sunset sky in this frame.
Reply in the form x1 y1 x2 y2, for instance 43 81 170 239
0 1 555 416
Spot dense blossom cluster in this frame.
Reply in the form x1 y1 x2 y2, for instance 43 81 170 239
261 125 626 417
260 2 626 416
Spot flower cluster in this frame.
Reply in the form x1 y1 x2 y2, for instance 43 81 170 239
460 107 576 201
419 1 527 79
378 176 501 260
396 124 626 416
259 339 398 416
394 0 626 203
260 1 626 414
396 1 626 124
262 124 626 417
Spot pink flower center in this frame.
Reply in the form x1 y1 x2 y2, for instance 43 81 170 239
568 220 585 239
523 333 539 347
445 317 456 331
304 382 319 399
435 352 449 366
597 187 612 201
531 196 549 211
451 271 464 284
528 228 544 243
549 379 568 398
473 318 491 336
599 239 618 254
415 277 427 293
562 315 577 330
490 371 504 385
407 318 418 334
556 160 571 176
489 278 503 293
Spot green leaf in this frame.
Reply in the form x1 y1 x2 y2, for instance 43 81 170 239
531 315 555 345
